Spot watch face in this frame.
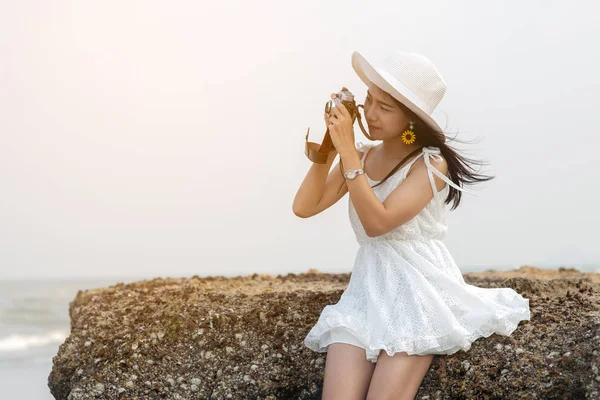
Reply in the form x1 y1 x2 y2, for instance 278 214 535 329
346 170 357 179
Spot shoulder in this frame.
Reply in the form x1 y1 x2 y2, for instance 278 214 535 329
427 150 449 174
355 141 377 158
407 149 448 172
355 141 376 151
407 149 449 190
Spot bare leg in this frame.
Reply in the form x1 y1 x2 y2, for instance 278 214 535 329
366 351 435 400
322 343 377 400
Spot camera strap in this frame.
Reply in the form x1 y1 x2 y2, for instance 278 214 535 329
305 104 372 164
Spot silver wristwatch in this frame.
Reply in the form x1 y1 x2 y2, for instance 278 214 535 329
343 168 365 180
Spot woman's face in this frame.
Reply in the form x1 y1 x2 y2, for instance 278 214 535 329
363 85 411 140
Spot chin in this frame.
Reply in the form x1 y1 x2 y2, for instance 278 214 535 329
369 129 383 139
373 131 388 140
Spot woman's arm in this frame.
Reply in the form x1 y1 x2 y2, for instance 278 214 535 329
339 150 386 235
374 156 448 236
293 149 338 218
341 152 449 237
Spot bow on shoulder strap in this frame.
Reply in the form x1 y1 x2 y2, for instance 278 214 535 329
421 147 478 197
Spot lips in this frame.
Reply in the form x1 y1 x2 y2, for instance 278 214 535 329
368 125 380 130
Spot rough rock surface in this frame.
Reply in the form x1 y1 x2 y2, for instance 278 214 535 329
48 266 600 399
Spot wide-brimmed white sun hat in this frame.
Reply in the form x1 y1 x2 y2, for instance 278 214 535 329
352 50 448 143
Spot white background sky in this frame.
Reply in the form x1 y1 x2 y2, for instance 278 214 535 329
1 1 599 279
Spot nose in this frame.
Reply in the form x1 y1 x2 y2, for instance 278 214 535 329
364 104 377 124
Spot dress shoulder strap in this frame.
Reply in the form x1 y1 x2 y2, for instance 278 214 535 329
355 141 374 165
420 147 478 197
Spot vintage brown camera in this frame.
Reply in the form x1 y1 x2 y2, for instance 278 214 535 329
305 87 371 164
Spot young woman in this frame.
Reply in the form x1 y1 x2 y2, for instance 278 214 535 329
293 50 531 400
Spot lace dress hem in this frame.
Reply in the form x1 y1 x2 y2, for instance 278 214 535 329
303 288 530 362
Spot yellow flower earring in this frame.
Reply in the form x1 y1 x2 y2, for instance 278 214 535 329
401 121 416 145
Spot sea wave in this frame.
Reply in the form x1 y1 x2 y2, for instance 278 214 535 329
0 330 68 352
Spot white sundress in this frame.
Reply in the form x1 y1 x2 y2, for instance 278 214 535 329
303 142 531 363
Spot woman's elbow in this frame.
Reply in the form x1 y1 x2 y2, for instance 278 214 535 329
365 224 385 238
365 220 403 237
293 207 310 218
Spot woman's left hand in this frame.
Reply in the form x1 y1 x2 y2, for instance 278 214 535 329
327 102 355 156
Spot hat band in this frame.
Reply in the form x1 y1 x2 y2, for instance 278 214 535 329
376 68 435 115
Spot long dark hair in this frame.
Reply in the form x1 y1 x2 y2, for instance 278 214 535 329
368 97 494 211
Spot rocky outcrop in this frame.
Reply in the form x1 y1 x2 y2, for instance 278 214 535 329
48 266 600 399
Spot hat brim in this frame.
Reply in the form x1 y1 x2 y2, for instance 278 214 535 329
351 51 446 143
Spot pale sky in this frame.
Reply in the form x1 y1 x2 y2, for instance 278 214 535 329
1 0 599 279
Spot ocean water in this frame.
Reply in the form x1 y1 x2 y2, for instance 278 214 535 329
0 277 146 400
1 265 598 399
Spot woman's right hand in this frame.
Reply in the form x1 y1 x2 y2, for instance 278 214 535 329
324 92 338 128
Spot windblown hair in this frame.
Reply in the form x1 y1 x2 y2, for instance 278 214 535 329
368 97 494 211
